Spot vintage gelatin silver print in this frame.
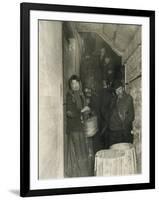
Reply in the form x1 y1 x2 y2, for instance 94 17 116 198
20 3 155 197
38 20 142 179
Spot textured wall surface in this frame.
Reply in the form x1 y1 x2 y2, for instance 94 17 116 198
123 27 142 173
128 78 142 173
77 23 139 56
39 21 64 179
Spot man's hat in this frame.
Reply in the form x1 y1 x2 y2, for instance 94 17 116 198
112 80 123 89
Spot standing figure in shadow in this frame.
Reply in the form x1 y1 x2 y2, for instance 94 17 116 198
65 75 92 177
109 80 135 146
98 80 116 149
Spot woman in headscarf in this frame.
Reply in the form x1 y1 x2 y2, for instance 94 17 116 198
65 75 91 177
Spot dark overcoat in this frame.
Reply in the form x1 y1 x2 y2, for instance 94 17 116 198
109 92 135 145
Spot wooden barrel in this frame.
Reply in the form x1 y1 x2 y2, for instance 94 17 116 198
94 147 137 176
110 143 133 150
95 149 125 176
84 115 98 137
110 143 137 174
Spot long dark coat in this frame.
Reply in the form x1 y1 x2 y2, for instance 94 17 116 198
109 92 135 146
65 92 91 177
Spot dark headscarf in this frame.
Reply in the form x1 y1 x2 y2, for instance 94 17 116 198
68 75 86 110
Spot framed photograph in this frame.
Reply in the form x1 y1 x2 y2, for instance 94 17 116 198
20 2 155 197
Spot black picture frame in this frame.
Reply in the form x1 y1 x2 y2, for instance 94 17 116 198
20 2 155 197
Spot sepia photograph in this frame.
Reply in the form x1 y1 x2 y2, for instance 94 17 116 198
20 3 155 197
38 21 141 179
